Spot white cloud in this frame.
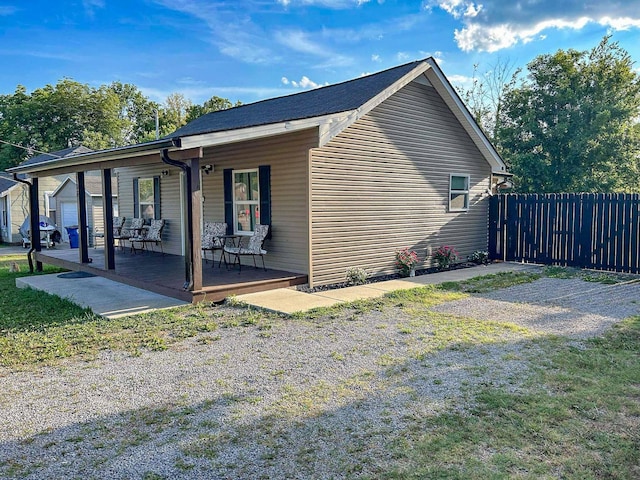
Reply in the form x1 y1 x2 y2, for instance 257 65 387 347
371 54 381 62
426 0 640 53
281 75 327 89
396 51 411 61
0 6 18 15
277 0 371 8
274 29 353 67
82 0 105 17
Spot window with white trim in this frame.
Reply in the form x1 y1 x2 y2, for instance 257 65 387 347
233 169 260 234
449 174 470 211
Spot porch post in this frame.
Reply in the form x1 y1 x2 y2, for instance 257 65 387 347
29 177 42 271
76 171 90 263
189 157 202 291
102 168 115 270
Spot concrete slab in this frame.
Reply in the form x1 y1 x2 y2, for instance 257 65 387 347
312 285 387 302
235 262 544 315
234 288 338 314
16 273 188 319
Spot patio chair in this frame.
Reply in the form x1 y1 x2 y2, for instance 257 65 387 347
223 224 269 272
114 217 144 252
130 219 165 255
202 221 227 268
94 216 126 249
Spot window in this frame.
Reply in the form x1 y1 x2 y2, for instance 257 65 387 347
224 166 271 237
134 177 160 220
449 174 470 211
233 169 260 234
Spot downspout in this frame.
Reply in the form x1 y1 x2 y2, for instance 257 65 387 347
13 173 35 272
160 148 194 290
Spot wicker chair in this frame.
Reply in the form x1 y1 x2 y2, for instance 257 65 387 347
223 224 269 272
202 222 228 268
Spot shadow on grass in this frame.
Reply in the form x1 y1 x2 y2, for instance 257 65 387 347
1 317 638 479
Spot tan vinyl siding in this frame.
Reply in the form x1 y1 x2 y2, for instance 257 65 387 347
6 175 66 243
202 129 315 273
116 165 183 255
311 80 491 286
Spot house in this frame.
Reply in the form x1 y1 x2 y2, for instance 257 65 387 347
1 146 93 245
50 174 118 245
8 58 508 302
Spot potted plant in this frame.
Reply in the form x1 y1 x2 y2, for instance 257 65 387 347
433 245 459 270
395 247 420 277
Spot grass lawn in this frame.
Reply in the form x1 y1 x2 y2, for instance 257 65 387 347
1 255 639 478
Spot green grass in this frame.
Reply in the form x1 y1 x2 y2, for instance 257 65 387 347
382 317 640 479
0 255 277 367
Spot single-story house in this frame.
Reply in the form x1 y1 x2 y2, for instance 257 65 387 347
51 173 118 245
1 146 94 244
8 57 509 303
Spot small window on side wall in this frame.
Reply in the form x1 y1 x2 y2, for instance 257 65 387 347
133 177 160 220
449 174 470 212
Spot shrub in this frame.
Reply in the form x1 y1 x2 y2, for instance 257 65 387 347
395 248 420 276
433 245 459 270
345 267 368 286
468 250 489 265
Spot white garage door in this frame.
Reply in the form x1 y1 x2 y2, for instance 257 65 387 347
60 202 78 241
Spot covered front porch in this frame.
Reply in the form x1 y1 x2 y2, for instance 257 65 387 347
36 247 307 303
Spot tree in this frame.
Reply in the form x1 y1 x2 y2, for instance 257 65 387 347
460 59 519 143
497 36 640 193
186 95 241 123
159 93 192 137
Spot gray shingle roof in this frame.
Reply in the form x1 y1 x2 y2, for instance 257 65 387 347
18 145 93 168
169 60 423 138
0 172 18 195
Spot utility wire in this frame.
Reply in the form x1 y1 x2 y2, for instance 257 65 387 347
0 138 61 158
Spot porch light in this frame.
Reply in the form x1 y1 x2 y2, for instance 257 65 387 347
202 164 214 175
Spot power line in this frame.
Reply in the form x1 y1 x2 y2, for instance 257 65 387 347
0 139 61 158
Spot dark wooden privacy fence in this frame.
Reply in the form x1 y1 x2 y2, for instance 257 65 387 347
489 193 640 273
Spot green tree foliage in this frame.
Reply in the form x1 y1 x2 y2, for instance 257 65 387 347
497 37 640 193
185 95 241 123
0 79 159 169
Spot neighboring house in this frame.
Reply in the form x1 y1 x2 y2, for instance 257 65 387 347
51 174 118 245
0 146 93 244
8 58 509 301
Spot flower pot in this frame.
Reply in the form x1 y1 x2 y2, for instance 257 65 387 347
409 268 415 277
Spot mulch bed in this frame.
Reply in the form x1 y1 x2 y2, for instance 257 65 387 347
297 261 487 293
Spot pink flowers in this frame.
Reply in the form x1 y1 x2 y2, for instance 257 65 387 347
395 247 420 276
433 245 459 270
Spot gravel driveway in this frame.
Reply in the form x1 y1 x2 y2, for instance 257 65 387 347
1 275 638 479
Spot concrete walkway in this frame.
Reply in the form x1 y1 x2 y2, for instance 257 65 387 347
236 262 541 314
16 274 188 319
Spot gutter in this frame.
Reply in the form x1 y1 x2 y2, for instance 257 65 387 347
12 173 36 272
161 149 194 291
8 138 181 174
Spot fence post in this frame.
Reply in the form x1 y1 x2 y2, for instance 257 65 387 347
488 195 499 259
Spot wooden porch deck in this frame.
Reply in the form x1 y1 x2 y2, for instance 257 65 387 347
34 246 307 303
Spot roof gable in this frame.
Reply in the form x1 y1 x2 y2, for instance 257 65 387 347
170 61 422 138
18 145 93 168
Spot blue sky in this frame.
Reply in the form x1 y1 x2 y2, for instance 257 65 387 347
1 0 639 106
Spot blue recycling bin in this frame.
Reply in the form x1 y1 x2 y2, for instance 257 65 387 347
65 226 79 249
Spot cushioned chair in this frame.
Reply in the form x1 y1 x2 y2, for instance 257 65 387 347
224 224 269 272
114 217 144 252
130 219 165 255
202 222 227 268
94 216 126 249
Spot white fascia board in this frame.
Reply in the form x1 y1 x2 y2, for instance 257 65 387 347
50 177 74 197
423 59 507 174
178 112 345 150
